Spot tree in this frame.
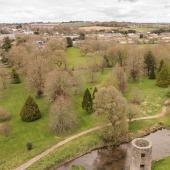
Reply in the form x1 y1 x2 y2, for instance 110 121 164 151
127 49 143 82
82 89 93 113
114 65 128 93
0 67 9 89
92 87 98 99
158 59 164 73
11 69 21 84
144 50 156 79
1 37 12 52
20 96 41 122
115 49 127 67
66 37 73 48
49 96 76 134
156 64 170 88
27 56 47 98
45 70 73 102
93 86 128 145
79 32 85 40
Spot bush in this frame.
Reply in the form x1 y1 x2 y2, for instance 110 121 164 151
20 96 41 122
26 142 33 151
11 69 21 84
130 88 143 105
166 91 170 98
0 123 11 137
0 108 11 122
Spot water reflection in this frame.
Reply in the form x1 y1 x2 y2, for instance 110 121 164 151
57 129 170 170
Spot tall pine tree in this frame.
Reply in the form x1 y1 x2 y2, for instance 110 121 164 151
144 50 156 79
82 88 93 113
156 64 170 88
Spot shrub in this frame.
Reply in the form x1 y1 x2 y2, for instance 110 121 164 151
128 104 141 122
26 142 33 151
20 96 41 122
130 88 143 105
0 108 11 122
82 88 93 113
166 87 170 98
11 69 21 84
0 123 11 137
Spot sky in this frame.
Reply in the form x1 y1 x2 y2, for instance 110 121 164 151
0 0 170 23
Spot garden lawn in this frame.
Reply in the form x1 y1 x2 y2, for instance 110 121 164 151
126 78 168 116
152 157 170 170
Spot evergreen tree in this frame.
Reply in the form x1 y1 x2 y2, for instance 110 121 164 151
82 88 93 113
144 50 156 79
156 64 170 88
158 59 164 73
1 37 12 52
66 37 73 48
11 69 21 84
20 96 41 122
79 32 85 40
150 65 156 79
92 87 98 99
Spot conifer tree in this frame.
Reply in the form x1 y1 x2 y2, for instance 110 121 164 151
82 88 93 113
66 37 73 48
92 87 98 99
1 37 12 52
20 96 41 122
11 69 21 84
158 59 164 73
156 64 170 88
144 50 156 79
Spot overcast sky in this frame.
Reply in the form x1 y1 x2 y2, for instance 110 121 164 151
0 0 170 23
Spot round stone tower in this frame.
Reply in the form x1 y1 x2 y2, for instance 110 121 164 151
130 138 152 170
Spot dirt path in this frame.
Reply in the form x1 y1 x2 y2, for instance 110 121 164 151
15 100 169 170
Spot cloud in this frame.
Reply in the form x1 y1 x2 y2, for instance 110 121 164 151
0 0 170 23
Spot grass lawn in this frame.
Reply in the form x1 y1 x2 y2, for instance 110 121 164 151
28 131 101 170
126 78 168 116
152 157 170 170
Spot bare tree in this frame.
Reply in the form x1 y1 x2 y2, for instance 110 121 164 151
26 56 47 98
0 67 9 89
113 65 128 93
93 86 128 145
45 70 73 102
49 96 76 134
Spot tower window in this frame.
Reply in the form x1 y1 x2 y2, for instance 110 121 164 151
141 153 145 157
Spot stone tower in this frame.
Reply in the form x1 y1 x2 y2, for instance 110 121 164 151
130 138 152 170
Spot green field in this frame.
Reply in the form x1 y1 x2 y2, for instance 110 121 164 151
0 47 169 169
